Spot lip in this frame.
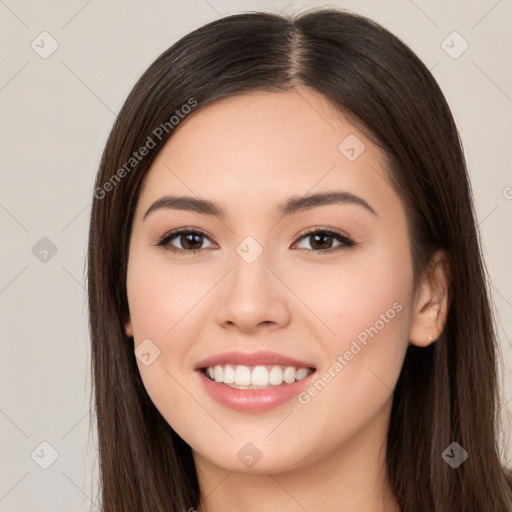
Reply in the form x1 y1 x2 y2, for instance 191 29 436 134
194 350 316 370
196 369 317 412
194 350 317 413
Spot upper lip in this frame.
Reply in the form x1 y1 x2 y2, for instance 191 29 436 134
194 350 316 370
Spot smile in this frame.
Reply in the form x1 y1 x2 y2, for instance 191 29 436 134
194 351 318 412
202 364 314 388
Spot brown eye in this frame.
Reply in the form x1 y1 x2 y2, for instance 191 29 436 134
155 227 355 256
156 229 215 254
294 229 355 254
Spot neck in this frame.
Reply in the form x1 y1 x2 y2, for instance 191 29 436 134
194 398 400 512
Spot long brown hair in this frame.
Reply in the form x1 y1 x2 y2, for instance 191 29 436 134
87 8 512 511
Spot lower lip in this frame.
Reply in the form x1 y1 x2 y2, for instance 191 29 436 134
196 370 316 412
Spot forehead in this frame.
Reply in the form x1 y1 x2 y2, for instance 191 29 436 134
136 88 399 221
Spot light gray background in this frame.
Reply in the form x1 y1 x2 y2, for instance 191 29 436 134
1 1 511 510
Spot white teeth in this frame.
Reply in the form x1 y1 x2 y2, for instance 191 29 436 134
234 365 251 386
251 366 268 386
269 365 284 385
283 366 296 384
223 364 235 384
203 364 314 387
295 367 309 381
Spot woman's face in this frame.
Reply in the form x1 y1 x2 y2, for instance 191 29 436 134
124 87 421 474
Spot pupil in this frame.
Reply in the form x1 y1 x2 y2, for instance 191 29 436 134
183 233 202 250
311 234 332 250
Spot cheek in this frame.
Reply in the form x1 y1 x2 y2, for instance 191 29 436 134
125 250 204 405
126 249 207 343
287 238 413 403
283 237 412 342
126 255 210 436
290 263 413 456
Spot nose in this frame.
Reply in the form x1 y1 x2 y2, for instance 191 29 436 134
215 245 291 333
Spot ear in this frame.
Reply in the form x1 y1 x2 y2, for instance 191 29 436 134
409 250 450 347
124 314 133 337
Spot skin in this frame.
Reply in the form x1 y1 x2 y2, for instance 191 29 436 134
124 86 449 512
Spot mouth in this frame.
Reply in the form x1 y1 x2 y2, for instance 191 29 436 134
200 364 316 389
194 350 317 412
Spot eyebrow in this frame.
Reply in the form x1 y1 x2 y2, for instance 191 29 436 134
142 190 377 221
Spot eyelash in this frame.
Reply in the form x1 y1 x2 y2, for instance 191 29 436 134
154 227 356 256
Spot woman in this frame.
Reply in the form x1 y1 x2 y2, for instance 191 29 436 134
87 8 512 511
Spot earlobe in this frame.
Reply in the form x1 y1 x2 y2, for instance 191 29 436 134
409 250 450 348
124 315 134 337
